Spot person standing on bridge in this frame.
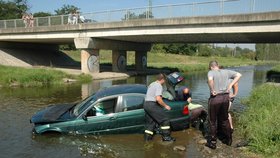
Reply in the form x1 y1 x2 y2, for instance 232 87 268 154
22 13 28 28
144 73 176 142
67 12 73 25
28 13 34 27
206 61 241 149
72 11 78 25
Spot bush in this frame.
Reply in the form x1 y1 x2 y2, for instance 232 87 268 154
0 65 92 87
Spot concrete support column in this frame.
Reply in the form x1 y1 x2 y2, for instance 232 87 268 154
112 50 127 72
135 51 147 71
81 49 100 73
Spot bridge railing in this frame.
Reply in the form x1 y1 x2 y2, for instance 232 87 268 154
0 0 279 29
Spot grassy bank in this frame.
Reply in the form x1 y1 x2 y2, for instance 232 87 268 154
63 50 275 72
0 65 92 87
238 84 280 157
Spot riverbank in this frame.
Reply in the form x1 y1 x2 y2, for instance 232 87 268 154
236 83 280 158
0 65 92 87
191 83 280 158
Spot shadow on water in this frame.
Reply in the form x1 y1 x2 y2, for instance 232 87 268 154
0 65 273 158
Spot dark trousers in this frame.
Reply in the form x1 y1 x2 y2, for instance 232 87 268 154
208 93 231 141
144 101 170 136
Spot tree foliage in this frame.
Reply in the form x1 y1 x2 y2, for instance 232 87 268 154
255 44 280 61
33 12 52 17
150 43 256 60
122 11 153 20
0 0 29 20
54 4 80 15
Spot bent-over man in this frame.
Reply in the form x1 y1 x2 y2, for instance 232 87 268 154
144 73 176 142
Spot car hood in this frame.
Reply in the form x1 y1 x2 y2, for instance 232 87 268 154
30 103 75 124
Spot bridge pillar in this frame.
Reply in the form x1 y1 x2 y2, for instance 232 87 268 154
112 50 127 72
81 49 100 73
135 51 147 71
75 37 151 73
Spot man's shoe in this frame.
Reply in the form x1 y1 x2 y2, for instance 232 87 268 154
162 136 176 142
205 141 217 149
222 137 232 146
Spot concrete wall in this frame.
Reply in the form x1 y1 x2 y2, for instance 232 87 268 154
0 42 79 68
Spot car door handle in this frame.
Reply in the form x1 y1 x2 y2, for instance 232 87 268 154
109 116 116 120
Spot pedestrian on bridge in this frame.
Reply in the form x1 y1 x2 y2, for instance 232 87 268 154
22 13 28 28
67 13 73 25
28 13 34 27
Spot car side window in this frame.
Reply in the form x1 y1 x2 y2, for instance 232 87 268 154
87 98 117 117
121 95 145 112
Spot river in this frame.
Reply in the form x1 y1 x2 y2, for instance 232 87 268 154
0 65 271 158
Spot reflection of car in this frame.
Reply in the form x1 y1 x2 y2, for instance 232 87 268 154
30 84 190 135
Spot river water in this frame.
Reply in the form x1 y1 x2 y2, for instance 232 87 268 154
0 65 271 158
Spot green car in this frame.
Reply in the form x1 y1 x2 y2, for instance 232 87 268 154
30 84 191 135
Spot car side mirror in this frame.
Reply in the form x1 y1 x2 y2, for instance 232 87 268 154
82 115 88 121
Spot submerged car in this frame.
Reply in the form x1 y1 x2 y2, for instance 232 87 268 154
31 74 190 135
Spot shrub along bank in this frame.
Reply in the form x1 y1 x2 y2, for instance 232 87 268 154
238 84 280 157
267 64 280 75
0 65 92 87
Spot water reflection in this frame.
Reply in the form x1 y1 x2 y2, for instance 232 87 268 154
0 65 272 158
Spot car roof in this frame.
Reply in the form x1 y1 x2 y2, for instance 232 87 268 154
93 84 147 100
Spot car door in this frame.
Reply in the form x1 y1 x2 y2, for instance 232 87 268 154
74 96 120 134
115 94 146 134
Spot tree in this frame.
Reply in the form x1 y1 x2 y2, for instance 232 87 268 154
54 4 80 15
255 44 280 61
122 11 138 20
33 12 52 17
0 0 29 20
138 11 154 19
122 10 153 20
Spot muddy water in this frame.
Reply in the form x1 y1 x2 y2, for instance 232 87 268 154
0 65 270 158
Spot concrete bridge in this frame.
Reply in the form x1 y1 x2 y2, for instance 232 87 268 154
0 11 280 74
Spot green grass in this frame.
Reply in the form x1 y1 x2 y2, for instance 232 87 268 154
0 65 92 87
238 84 280 157
63 50 275 72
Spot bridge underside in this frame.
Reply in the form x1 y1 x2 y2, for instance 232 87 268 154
101 32 280 43
2 32 280 44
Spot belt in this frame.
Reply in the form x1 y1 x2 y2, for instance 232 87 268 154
210 92 229 97
216 92 229 95
145 101 156 103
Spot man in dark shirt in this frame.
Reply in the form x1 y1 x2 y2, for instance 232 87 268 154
176 86 207 128
176 86 192 103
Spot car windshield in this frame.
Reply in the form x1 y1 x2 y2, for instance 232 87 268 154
73 95 96 116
